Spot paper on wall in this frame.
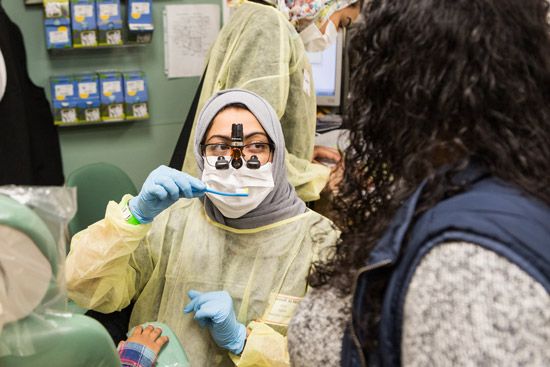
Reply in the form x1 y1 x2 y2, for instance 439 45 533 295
164 4 220 78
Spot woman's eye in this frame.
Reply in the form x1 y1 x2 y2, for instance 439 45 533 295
210 144 230 152
248 143 268 153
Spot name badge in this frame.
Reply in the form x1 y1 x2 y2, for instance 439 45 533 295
261 293 303 327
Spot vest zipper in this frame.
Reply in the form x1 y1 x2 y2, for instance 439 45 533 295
349 259 393 367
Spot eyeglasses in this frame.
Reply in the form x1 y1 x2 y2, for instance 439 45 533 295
201 142 274 168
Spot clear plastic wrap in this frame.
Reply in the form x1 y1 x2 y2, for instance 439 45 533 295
0 185 77 358
0 185 77 253
0 186 190 366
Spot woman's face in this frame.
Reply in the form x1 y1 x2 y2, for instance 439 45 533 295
320 2 362 33
203 107 273 165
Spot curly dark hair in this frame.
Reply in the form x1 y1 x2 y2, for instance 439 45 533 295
309 0 550 351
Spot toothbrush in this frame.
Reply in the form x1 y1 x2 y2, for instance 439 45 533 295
204 187 249 197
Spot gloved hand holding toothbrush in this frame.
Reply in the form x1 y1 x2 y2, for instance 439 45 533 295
129 165 206 223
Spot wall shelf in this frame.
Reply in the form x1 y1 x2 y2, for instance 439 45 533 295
48 43 149 55
55 117 148 127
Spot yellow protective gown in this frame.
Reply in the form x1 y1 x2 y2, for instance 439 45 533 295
66 196 339 366
181 1 330 202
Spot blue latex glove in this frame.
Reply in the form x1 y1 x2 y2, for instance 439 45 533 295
129 165 206 223
183 290 246 355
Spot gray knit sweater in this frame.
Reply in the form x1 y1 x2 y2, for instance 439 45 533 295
287 242 550 366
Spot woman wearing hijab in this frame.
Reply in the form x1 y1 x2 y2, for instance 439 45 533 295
173 0 362 203
65 89 339 366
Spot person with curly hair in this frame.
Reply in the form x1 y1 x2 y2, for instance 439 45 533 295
287 0 550 365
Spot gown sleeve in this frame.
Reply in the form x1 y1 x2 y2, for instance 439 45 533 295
65 195 155 313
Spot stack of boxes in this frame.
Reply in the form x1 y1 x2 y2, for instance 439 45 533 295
123 71 149 119
50 71 149 125
98 71 125 121
50 75 78 123
45 1 153 125
44 0 72 49
44 0 154 49
96 0 123 46
71 0 98 47
127 0 154 44
75 73 101 122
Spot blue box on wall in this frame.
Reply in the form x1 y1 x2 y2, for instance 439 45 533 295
71 0 98 47
50 75 78 124
123 71 149 120
127 0 154 44
44 0 72 49
44 0 71 26
45 25 72 49
99 71 125 121
75 73 101 122
96 0 123 46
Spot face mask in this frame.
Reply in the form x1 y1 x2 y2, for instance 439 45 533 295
300 20 338 52
201 157 275 218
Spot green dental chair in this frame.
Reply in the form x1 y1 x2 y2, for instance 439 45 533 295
66 162 138 238
0 194 120 367
0 194 190 367
66 162 137 342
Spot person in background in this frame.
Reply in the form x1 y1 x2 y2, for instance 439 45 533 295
288 0 550 365
66 89 339 366
0 3 64 185
171 0 361 203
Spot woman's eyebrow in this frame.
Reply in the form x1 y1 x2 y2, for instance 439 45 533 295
244 132 268 140
206 132 268 143
206 135 231 143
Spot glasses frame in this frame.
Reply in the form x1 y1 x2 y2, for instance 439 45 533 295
200 142 275 166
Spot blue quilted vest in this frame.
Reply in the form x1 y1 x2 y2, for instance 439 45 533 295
341 167 550 367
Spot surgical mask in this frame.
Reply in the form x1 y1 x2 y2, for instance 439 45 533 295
201 157 275 218
300 20 338 52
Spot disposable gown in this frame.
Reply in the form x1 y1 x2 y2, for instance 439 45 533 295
66 196 339 366
181 1 330 202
